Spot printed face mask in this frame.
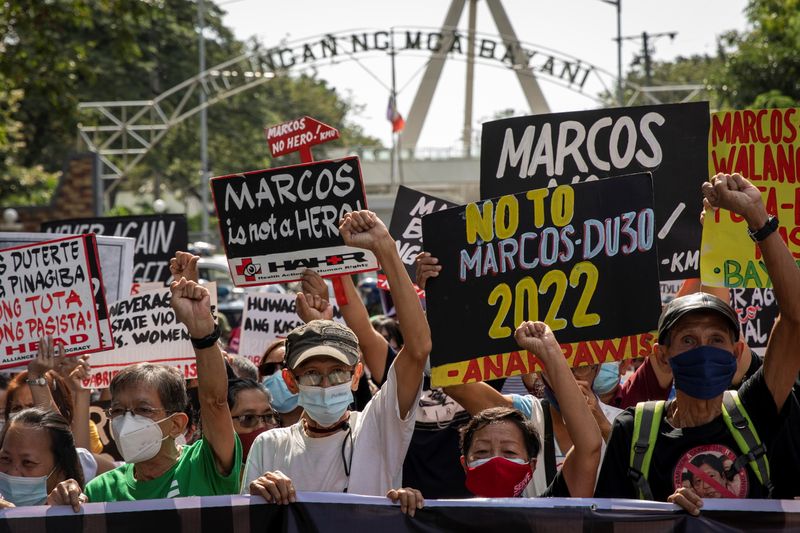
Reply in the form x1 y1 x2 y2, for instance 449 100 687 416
263 373 299 414
0 467 55 507
464 456 532 498
297 381 353 427
593 362 621 396
669 345 737 400
112 412 172 463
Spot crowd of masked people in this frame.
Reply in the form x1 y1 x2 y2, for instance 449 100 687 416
1 173 798 518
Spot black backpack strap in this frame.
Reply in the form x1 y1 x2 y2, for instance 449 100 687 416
540 398 556 486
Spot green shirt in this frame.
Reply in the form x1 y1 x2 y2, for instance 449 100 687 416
85 436 241 502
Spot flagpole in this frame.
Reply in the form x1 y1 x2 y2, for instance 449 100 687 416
390 29 399 187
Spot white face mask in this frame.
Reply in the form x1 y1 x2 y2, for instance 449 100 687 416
111 413 172 464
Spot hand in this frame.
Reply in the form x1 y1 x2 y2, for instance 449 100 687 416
249 471 296 504
514 321 562 362
296 292 333 322
301 269 329 301
47 479 88 512
702 173 767 227
668 486 703 516
28 336 60 378
170 251 200 283
170 278 215 338
339 211 392 253
386 487 424 517
414 252 441 290
64 355 91 393
0 498 14 509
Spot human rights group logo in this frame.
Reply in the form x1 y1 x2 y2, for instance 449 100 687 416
235 258 262 282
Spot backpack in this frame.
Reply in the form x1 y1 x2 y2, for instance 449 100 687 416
627 390 772 500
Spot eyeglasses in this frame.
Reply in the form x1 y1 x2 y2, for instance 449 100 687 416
293 368 354 387
232 412 280 428
105 406 173 419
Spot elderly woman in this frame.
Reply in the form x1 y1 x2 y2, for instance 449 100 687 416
227 378 278 459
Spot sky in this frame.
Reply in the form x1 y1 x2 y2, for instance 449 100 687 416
220 0 749 151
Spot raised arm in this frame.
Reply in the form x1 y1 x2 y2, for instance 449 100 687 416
515 322 601 497
301 269 391 384
26 336 62 414
340 211 431 418
703 173 800 409
171 277 237 475
443 382 513 415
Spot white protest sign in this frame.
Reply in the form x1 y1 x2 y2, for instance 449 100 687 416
0 235 112 368
237 292 344 358
82 283 217 388
0 232 135 306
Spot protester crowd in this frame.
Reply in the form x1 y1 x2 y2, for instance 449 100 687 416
0 173 797 520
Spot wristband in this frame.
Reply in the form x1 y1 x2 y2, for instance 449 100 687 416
26 377 47 387
747 215 779 242
190 324 221 349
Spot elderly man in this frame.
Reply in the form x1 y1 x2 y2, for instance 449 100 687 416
243 210 430 501
48 258 240 509
594 173 800 513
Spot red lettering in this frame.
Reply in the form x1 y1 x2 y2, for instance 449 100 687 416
462 359 482 383
483 355 505 380
505 351 528 376
712 113 732 145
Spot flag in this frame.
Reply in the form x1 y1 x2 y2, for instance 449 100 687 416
387 95 405 133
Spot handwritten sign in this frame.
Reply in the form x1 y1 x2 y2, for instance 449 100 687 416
210 157 378 285
388 185 457 282
481 102 709 280
81 283 217 389
730 288 777 356
0 235 112 368
265 116 340 159
701 108 800 287
237 293 345 358
423 174 661 387
42 214 188 284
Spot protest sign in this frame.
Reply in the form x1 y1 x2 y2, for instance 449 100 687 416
0 232 134 308
481 102 709 280
729 288 777 356
0 234 112 368
265 116 340 160
81 283 217 389
660 280 684 305
237 292 345 359
130 282 164 295
701 108 800 287
88 399 122 461
423 173 661 387
388 185 457 282
42 214 188 284
210 156 379 285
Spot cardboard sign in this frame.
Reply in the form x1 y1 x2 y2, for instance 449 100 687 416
210 157 379 285
42 214 189 284
81 283 217 389
701 108 800 287
480 102 710 280
237 293 345 357
730 288 777 357
265 116 340 159
423 173 661 387
0 234 112 368
389 185 457 281
0 232 134 308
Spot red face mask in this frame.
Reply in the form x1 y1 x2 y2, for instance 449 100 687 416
464 456 533 498
238 426 270 459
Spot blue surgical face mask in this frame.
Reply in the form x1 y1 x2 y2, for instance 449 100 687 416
593 362 620 396
669 345 737 400
297 381 353 427
263 372 299 414
0 468 54 507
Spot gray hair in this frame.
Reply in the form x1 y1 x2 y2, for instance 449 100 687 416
228 355 259 382
110 363 188 413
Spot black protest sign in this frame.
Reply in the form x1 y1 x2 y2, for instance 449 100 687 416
42 214 189 284
0 234 112 368
729 288 778 356
89 399 122 461
210 156 379 285
423 173 661 386
389 185 457 280
480 102 709 280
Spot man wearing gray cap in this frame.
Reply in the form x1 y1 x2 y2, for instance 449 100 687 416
595 173 800 513
243 211 431 500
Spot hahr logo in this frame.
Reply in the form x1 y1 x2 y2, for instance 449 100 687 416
267 252 368 273
235 258 262 281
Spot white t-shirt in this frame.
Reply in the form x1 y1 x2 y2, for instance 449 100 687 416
76 447 97 482
241 361 420 496
511 393 622 496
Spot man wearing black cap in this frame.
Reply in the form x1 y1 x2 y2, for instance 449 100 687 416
242 211 431 500
595 173 800 513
